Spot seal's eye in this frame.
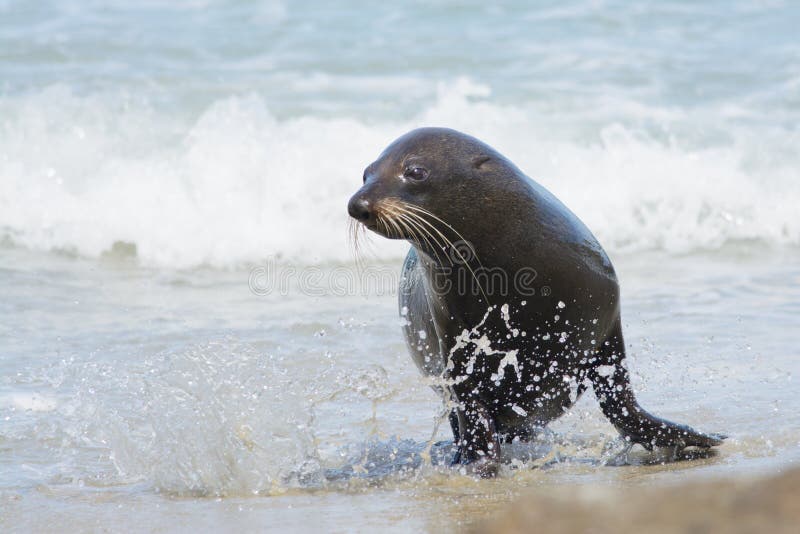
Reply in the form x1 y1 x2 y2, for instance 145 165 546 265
404 166 429 181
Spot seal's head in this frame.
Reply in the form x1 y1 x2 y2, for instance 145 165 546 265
347 127 511 251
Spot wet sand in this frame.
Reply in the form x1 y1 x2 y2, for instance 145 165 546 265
478 464 800 534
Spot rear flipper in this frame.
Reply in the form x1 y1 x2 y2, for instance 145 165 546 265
590 323 726 451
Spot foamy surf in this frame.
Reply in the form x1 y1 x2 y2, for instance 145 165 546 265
2 80 798 269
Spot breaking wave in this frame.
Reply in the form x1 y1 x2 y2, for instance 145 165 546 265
1 80 798 268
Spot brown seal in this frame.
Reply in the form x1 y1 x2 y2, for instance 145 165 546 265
348 127 724 476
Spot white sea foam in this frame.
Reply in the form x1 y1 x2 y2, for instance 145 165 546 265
0 393 58 412
1 80 798 269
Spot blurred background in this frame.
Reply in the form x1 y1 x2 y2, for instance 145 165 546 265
2 0 799 265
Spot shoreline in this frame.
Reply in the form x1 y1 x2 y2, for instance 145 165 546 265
479 464 800 534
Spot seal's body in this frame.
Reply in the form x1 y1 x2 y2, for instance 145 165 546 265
348 128 724 475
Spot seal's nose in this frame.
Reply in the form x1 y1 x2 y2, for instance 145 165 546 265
348 196 372 222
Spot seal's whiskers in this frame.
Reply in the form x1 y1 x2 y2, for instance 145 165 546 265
386 198 489 302
400 203 485 269
396 213 449 266
383 199 446 248
347 217 367 271
380 199 451 266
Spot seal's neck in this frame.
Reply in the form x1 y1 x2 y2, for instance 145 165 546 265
414 245 494 331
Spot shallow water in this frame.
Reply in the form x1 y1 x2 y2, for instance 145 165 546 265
1 0 800 532
2 247 799 531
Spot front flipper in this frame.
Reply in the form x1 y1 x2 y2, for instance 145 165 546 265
590 323 726 451
451 397 501 477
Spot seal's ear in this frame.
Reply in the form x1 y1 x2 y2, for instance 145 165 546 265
472 154 491 169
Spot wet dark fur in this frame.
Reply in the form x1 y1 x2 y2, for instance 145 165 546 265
348 128 725 476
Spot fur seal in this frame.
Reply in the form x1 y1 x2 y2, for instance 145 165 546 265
347 127 725 476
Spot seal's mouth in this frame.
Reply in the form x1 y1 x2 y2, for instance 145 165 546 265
374 198 450 243
350 197 469 253
348 197 487 298
365 198 415 240
353 208 396 239
347 194 403 239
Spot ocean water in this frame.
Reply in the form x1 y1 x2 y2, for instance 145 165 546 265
1 1 799 532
